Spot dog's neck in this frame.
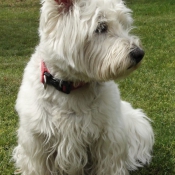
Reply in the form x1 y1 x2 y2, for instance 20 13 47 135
41 61 86 94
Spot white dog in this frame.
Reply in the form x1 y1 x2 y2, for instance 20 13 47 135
13 0 154 174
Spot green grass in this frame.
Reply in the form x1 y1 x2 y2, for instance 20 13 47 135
0 0 175 174
0 1 40 174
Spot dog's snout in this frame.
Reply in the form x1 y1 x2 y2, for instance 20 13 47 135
130 47 145 64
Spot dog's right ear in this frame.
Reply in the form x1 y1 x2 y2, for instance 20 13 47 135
54 0 71 3
54 0 73 10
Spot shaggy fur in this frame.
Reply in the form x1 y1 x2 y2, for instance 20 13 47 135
13 0 154 174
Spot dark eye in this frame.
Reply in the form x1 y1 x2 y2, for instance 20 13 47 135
95 22 108 34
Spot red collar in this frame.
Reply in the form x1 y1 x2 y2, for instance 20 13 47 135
41 61 86 94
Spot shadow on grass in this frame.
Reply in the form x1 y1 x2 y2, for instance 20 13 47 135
130 143 175 175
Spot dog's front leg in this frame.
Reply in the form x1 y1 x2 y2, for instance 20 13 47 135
91 129 129 175
12 127 53 175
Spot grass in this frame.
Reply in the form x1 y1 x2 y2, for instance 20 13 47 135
0 0 175 174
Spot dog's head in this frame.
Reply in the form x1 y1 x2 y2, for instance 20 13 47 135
39 0 144 82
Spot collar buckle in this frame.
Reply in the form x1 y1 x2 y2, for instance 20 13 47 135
43 74 47 89
43 71 71 94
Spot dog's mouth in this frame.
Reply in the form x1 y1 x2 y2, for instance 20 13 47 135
127 61 141 70
127 64 134 70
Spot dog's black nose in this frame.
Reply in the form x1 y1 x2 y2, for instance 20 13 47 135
130 47 145 64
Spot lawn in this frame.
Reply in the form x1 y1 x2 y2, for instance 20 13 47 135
0 0 175 174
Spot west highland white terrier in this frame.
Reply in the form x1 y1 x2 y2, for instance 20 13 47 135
13 0 154 174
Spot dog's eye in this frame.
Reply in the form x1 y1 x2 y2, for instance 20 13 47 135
95 22 108 34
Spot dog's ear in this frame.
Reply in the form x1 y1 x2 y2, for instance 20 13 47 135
54 0 73 9
55 0 71 3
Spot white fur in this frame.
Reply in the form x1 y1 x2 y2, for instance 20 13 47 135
13 0 154 174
